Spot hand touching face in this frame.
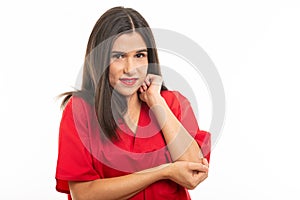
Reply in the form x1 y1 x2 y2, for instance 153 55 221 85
139 74 163 107
109 32 148 97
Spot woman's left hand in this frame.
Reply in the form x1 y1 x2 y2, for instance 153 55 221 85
139 74 163 107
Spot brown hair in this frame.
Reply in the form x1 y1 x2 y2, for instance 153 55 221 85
60 6 167 140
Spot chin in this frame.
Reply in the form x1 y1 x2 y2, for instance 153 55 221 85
112 86 138 97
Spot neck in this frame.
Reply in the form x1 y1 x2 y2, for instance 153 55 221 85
126 92 140 110
124 92 141 134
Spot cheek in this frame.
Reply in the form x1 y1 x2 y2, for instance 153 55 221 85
143 66 148 76
108 73 114 87
109 64 121 86
137 64 148 75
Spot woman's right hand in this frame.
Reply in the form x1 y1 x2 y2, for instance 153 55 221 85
165 158 209 190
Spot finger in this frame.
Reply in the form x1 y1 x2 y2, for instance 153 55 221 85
142 82 148 90
188 162 208 172
149 82 162 86
194 172 208 183
147 74 162 84
202 158 209 167
146 78 151 86
141 83 147 92
145 74 151 82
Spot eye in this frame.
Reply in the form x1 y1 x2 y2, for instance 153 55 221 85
112 53 124 59
135 53 146 58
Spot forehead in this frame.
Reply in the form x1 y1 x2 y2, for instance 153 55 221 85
112 32 147 52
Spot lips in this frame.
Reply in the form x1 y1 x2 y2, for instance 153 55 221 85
119 78 138 86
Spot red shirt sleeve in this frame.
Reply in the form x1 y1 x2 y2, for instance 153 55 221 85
161 91 211 162
55 97 100 194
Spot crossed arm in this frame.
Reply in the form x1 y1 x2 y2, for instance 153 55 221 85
69 160 208 200
69 74 209 200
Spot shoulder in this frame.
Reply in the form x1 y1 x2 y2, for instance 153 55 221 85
160 90 190 117
63 94 93 111
59 95 98 139
161 90 189 106
61 95 94 122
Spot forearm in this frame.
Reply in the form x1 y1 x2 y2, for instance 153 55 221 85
150 97 203 162
69 164 170 200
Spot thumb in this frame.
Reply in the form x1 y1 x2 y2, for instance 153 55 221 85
188 162 208 172
201 158 209 167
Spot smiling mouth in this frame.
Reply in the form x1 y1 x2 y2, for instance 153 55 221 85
119 78 139 86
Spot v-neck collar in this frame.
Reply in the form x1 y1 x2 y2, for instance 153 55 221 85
123 102 145 137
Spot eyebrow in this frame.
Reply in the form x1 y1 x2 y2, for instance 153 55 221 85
111 49 148 54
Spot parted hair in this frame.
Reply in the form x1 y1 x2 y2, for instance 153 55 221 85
60 6 167 140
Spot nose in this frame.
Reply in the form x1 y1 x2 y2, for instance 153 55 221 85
123 57 136 74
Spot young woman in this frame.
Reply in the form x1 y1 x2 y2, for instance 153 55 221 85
55 6 211 200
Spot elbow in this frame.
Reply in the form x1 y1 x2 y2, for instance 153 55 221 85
69 181 95 200
176 154 202 163
70 191 90 200
175 141 203 163
174 149 203 163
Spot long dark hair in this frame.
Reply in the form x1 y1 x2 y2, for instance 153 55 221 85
60 6 167 140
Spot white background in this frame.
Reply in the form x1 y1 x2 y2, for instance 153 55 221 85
1 0 299 199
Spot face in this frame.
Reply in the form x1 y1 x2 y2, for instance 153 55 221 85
109 32 148 97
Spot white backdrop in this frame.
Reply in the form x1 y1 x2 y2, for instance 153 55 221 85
0 0 299 199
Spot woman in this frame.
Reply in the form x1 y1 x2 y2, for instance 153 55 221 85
55 6 211 200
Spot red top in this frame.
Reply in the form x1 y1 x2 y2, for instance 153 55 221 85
55 90 211 200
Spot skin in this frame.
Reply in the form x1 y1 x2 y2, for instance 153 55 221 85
69 32 209 200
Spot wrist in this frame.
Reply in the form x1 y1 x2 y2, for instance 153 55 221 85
160 163 173 180
145 163 172 181
148 95 165 108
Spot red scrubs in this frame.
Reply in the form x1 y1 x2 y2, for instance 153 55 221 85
55 90 211 200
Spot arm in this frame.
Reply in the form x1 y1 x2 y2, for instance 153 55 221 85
69 164 168 200
139 74 203 162
149 96 203 162
69 162 209 200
